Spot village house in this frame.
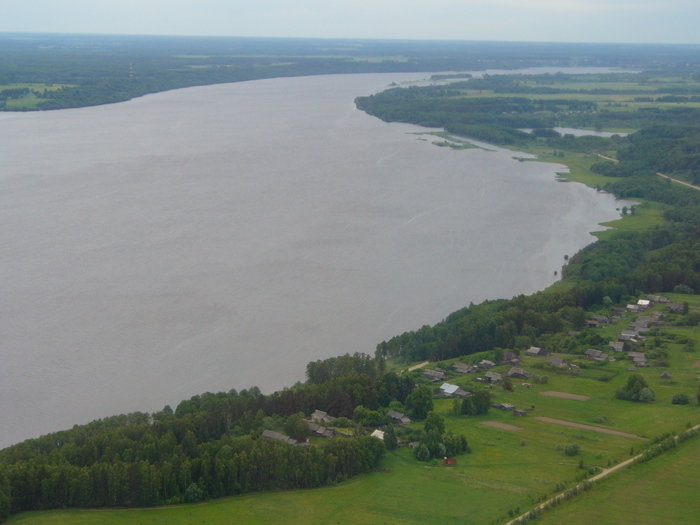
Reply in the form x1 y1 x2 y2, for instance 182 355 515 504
627 351 648 367
513 409 527 417
423 369 446 382
591 314 611 324
439 382 470 398
306 422 335 439
526 346 549 357
620 330 640 342
261 429 299 446
387 409 412 425
585 348 606 361
667 302 685 314
648 295 670 304
506 367 532 379
609 341 625 353
452 362 475 374
484 371 503 384
637 299 651 310
310 409 336 424
501 350 520 365
549 356 568 368
443 457 457 466
479 359 496 369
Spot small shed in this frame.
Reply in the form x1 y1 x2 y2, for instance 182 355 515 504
370 429 385 441
526 346 549 357
443 457 457 466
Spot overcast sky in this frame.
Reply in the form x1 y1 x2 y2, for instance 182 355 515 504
2 0 699 44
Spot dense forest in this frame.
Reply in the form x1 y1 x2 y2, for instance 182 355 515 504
0 371 410 517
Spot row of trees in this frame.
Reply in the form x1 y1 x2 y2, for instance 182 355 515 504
4 434 384 511
413 413 470 461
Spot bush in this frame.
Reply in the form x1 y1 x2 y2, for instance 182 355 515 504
564 443 580 456
617 374 655 402
639 387 656 403
672 393 690 405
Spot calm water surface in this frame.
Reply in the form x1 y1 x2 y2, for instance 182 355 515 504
0 72 625 448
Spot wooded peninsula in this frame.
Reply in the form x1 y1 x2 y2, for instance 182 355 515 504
1 35 700 524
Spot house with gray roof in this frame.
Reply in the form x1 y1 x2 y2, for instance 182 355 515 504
262 429 299 445
439 382 469 397
627 351 648 367
549 357 568 368
585 348 606 361
307 422 335 439
452 362 475 374
609 341 625 353
479 359 496 369
311 409 336 424
423 369 446 382
484 371 503 383
507 367 532 379
387 409 411 425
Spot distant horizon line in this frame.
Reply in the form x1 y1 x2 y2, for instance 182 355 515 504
1 30 699 47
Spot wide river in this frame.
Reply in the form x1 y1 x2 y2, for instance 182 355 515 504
0 71 625 448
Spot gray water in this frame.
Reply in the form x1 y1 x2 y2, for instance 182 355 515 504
0 72 625 448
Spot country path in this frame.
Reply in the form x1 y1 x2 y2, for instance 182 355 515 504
504 423 700 525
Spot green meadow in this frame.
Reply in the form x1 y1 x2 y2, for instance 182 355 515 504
0 84 71 110
534 433 700 525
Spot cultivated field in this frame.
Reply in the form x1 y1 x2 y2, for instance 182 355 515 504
534 435 700 525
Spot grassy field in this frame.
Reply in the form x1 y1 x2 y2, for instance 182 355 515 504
534 432 700 525
0 83 71 110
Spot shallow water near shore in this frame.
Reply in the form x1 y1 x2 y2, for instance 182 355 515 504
0 72 625 448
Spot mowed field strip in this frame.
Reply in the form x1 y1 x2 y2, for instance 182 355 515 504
539 390 590 401
535 417 647 440
480 421 522 431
